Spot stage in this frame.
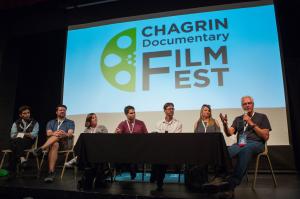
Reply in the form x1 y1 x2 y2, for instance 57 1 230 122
1 169 300 199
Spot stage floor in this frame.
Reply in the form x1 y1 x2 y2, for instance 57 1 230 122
1 170 300 199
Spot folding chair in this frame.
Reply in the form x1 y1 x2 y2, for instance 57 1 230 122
251 142 278 190
0 137 39 172
39 136 77 180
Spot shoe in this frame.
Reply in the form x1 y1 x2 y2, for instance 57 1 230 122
64 157 77 168
210 177 224 185
44 172 55 183
217 190 234 199
202 181 229 193
156 186 164 192
20 160 28 168
33 148 42 157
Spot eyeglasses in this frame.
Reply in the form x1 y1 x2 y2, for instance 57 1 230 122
242 102 253 106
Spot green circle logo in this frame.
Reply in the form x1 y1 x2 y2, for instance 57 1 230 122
100 28 136 92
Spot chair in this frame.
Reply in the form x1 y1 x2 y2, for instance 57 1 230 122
251 142 278 190
0 137 40 172
39 136 77 180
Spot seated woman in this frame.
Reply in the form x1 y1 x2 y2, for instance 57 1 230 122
194 104 220 133
65 113 108 167
186 104 221 189
75 113 109 190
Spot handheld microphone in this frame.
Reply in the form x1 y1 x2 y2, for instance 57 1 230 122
243 111 248 127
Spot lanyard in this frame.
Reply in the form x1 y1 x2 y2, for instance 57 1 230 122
57 119 64 131
201 120 208 133
126 120 135 133
20 120 32 132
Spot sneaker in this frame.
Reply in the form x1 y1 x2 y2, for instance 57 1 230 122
20 160 28 168
210 177 224 185
33 148 42 157
156 185 164 192
64 157 77 168
202 181 229 193
44 172 55 183
217 190 234 199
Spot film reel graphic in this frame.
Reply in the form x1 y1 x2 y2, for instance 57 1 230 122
100 28 136 92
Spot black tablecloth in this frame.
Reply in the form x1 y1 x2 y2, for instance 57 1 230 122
74 133 231 170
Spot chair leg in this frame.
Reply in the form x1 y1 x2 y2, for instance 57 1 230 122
252 154 262 190
72 153 77 180
25 151 30 160
266 154 278 188
0 152 7 169
142 163 145 182
38 152 46 178
60 152 70 180
178 165 182 183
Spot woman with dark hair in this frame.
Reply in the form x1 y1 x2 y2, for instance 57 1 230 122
75 113 109 190
83 113 108 134
194 104 220 133
65 113 108 167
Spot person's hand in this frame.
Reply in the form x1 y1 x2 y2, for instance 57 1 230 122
219 113 228 126
25 133 34 139
115 128 121 133
243 114 255 126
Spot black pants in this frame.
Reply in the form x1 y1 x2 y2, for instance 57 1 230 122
8 137 34 172
115 163 138 179
150 164 167 187
78 163 110 190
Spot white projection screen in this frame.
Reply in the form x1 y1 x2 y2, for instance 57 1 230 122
63 0 290 146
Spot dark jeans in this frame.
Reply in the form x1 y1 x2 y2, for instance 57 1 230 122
115 163 138 179
8 137 34 172
151 164 167 187
227 140 264 189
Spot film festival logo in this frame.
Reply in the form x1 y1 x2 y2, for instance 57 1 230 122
100 22 230 92
100 28 136 92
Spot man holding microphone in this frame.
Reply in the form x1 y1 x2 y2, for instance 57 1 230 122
219 96 271 198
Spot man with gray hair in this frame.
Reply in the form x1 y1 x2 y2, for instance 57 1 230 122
218 96 271 198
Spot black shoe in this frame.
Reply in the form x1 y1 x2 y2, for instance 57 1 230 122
33 148 42 157
44 172 55 183
216 190 235 199
156 186 164 192
20 160 28 168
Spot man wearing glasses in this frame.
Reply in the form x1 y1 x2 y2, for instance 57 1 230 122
219 96 271 198
151 102 182 191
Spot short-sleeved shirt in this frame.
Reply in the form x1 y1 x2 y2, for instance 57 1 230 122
46 118 75 133
231 112 271 143
46 118 75 150
155 118 182 133
116 119 148 134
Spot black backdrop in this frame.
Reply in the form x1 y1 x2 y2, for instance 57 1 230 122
0 0 299 171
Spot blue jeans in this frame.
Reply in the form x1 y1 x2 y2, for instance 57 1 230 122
227 140 264 189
